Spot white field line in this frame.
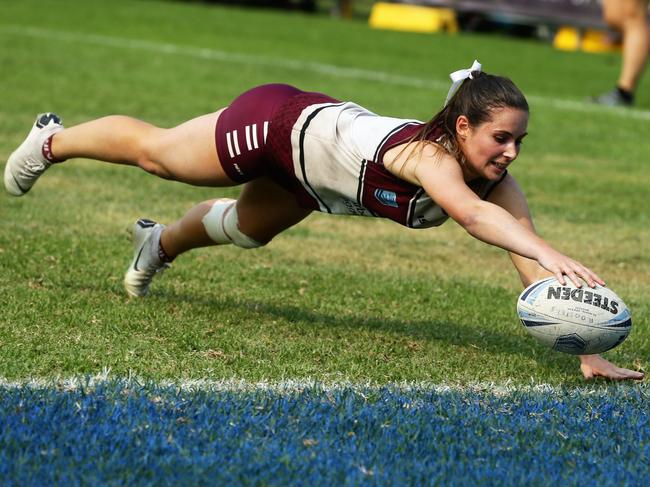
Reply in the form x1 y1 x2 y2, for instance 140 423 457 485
2 24 650 122
0 25 445 91
0 372 645 397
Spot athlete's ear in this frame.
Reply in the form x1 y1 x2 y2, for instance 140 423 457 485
455 115 471 140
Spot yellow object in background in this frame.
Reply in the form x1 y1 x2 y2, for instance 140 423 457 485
369 2 458 34
553 26 581 51
581 29 620 53
554 26 621 53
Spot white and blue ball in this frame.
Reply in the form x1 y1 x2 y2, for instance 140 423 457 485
517 277 632 355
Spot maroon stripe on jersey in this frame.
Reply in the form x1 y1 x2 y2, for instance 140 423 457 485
355 122 442 227
373 122 425 163
372 122 421 162
359 161 421 226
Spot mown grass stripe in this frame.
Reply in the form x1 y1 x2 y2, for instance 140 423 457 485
2 24 650 121
0 24 446 90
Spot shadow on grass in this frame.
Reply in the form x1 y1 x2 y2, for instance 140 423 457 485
30 260 579 379
149 287 573 377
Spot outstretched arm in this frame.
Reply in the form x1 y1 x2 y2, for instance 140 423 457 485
395 149 642 380
486 174 644 381
413 154 602 287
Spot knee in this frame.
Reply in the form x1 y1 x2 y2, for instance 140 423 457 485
202 199 267 249
136 132 173 179
623 1 650 25
139 160 172 179
603 7 623 28
604 0 646 28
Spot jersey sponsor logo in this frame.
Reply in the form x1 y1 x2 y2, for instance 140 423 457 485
342 198 367 216
374 188 398 208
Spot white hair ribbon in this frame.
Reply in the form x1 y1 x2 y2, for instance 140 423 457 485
444 59 482 106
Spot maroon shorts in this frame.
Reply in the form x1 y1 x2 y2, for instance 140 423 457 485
215 84 339 185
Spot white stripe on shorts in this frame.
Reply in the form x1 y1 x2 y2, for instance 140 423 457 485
252 123 259 149
226 132 235 158
232 129 241 155
263 121 269 143
245 125 252 151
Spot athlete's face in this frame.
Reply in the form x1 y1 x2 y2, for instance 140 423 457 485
456 107 528 181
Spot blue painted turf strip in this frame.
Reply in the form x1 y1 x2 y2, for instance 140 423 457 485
1 381 648 485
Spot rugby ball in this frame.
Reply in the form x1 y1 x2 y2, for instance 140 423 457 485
517 277 632 355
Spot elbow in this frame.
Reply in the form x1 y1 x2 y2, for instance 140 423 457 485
453 209 481 236
448 200 497 239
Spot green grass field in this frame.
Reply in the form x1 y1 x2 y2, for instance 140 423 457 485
1 0 648 386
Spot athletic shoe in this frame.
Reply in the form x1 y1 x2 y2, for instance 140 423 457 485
590 88 633 107
4 113 64 196
124 219 170 298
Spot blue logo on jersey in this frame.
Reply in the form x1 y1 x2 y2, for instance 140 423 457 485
374 189 398 207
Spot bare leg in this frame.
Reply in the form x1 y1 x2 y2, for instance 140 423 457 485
618 1 650 92
123 177 311 297
603 0 649 92
50 109 234 186
160 177 312 258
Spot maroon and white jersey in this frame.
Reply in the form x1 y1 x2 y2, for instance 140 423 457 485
270 99 505 229
215 84 505 229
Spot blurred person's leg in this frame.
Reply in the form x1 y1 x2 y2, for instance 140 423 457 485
595 0 649 105
606 0 649 92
